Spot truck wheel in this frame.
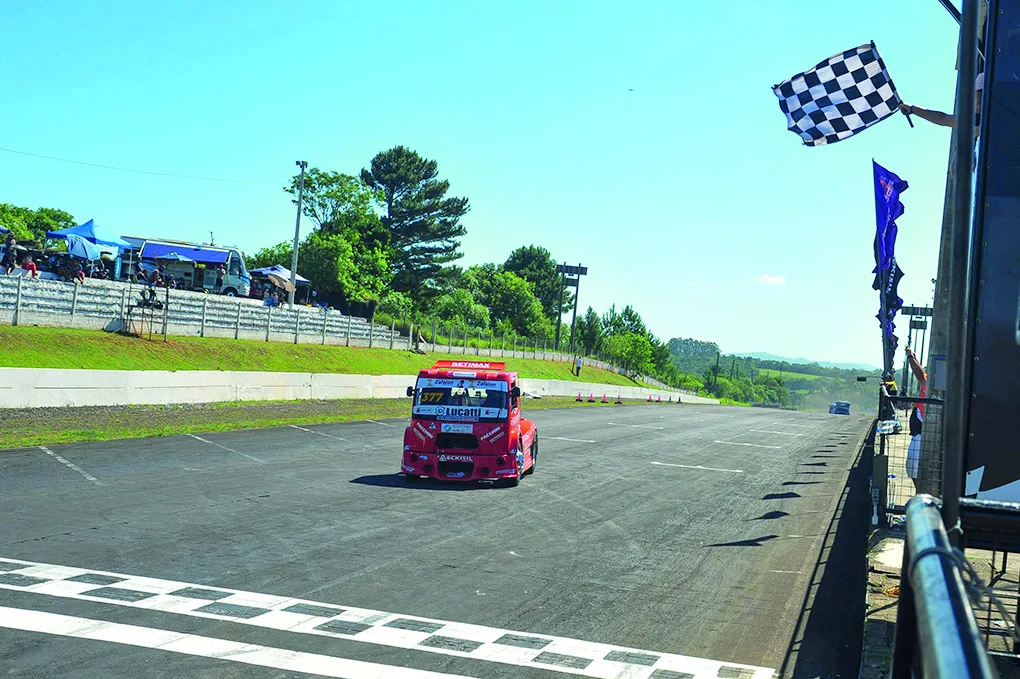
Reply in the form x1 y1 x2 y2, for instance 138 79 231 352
503 473 520 488
404 473 420 482
224 288 238 297
525 435 537 475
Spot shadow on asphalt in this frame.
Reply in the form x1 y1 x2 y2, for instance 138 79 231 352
349 474 506 491
753 511 790 521
801 462 828 467
779 425 873 678
763 492 801 500
782 481 822 486
706 535 779 548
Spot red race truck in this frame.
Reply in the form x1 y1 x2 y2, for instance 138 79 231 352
402 360 537 486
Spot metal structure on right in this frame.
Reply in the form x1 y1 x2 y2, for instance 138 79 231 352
958 0 1020 504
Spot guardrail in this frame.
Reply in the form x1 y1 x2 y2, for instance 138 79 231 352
891 495 997 678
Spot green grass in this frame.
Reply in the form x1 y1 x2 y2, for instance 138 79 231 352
756 368 822 381
0 325 639 387
0 396 652 449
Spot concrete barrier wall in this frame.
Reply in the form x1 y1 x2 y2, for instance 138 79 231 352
0 368 718 408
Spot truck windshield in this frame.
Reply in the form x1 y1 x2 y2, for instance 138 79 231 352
412 379 509 421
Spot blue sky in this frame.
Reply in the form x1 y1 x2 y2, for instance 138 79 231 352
2 1 961 366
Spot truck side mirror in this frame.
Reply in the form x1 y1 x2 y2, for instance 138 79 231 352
406 386 414 398
511 386 521 399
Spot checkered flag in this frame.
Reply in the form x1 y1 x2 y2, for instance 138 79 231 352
773 42 902 146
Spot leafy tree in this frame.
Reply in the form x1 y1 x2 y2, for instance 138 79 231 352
285 169 381 230
479 270 551 338
248 241 293 271
574 307 603 355
620 305 648 336
378 291 414 319
248 232 390 307
0 204 75 241
361 146 469 299
601 305 627 337
503 245 573 320
604 333 654 376
432 288 491 330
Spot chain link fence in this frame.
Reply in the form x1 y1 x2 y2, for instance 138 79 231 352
877 391 944 519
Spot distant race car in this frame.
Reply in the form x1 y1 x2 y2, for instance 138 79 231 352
829 401 851 415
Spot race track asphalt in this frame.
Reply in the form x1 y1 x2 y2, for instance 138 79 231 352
0 403 872 679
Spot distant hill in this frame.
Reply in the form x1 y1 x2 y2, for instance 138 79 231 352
732 351 879 372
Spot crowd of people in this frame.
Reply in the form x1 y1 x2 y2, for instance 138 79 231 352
3 232 113 283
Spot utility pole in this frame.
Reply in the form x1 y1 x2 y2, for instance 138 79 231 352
714 352 721 389
729 357 735 380
554 269 566 350
289 160 308 309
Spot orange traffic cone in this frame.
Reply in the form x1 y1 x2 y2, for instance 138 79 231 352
616 394 623 405
588 393 595 403
657 395 662 403
647 394 653 403
576 392 583 402
601 394 608 404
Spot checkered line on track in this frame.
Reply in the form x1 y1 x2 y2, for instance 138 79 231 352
0 557 772 679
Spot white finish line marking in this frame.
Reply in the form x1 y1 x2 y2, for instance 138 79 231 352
38 446 102 486
750 430 805 437
546 436 597 444
606 423 664 430
0 606 474 679
713 440 782 450
187 434 263 463
651 461 744 474
773 422 813 427
289 424 346 441
0 556 774 679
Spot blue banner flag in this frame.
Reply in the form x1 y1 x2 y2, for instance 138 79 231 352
872 161 908 376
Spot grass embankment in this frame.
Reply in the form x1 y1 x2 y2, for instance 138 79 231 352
0 397 651 449
0 326 638 387
756 368 822 381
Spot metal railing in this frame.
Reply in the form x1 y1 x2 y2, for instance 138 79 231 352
891 494 997 678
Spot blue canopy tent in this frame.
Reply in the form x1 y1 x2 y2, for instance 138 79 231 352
65 234 103 261
250 264 309 285
156 252 196 263
0 224 9 235
139 241 227 265
47 219 131 249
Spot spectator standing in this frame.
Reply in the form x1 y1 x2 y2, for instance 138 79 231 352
215 264 225 292
574 355 583 377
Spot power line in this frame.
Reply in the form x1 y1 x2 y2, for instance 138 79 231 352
0 146 278 185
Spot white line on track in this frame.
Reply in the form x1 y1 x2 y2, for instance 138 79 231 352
38 446 102 486
750 430 805 437
606 423 664 430
650 461 744 474
546 436 597 443
0 606 476 679
773 422 813 427
288 424 346 441
0 556 775 679
713 440 782 450
186 434 263 463
364 419 395 427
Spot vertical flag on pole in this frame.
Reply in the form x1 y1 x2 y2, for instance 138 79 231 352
872 161 908 377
